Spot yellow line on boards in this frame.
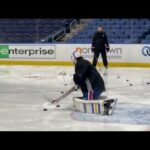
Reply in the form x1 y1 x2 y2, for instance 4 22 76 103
0 60 150 67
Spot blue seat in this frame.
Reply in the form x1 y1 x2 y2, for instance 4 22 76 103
141 39 150 44
84 39 92 43
120 25 131 30
131 34 140 39
0 19 72 43
112 25 121 30
139 19 149 21
112 30 124 35
132 30 144 34
123 39 137 44
145 35 150 40
68 19 149 44
133 25 142 30
133 21 145 25
119 34 130 39
111 39 124 43
144 21 150 25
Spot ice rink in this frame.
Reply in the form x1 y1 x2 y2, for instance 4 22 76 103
0 65 150 131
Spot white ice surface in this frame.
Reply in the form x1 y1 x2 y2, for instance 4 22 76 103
0 65 150 131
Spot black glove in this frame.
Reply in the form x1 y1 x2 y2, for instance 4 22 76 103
73 74 83 85
91 47 96 53
106 47 110 52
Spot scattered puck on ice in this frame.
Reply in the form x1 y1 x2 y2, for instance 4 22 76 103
61 91 64 94
65 84 67 86
43 108 48 111
103 73 106 76
117 76 120 78
126 80 129 82
146 82 150 85
129 84 133 86
56 105 60 107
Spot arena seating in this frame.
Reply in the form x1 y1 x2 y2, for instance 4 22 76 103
67 19 150 44
0 19 75 43
0 19 149 44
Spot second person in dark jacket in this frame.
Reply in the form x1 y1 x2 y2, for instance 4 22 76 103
92 26 110 68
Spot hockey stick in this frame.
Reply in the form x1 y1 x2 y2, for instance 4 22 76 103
44 86 76 104
43 55 77 104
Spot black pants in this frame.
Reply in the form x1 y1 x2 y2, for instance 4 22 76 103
92 50 108 67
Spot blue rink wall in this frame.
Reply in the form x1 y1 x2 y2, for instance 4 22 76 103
0 44 150 67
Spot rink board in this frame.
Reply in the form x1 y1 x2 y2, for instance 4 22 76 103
0 60 150 67
0 44 150 67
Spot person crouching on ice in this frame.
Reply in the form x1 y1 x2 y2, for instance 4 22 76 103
72 51 106 100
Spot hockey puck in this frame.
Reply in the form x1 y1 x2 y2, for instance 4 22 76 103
43 108 48 111
65 84 67 86
126 80 129 82
129 84 133 86
146 82 150 85
103 73 106 76
117 76 120 78
61 91 64 94
56 105 60 107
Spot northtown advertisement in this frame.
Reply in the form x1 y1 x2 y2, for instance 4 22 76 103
0 45 56 59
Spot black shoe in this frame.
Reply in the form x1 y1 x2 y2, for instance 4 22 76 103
104 103 111 115
104 99 114 115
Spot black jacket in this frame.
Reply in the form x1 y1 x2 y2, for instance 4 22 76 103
73 57 105 92
92 31 109 52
